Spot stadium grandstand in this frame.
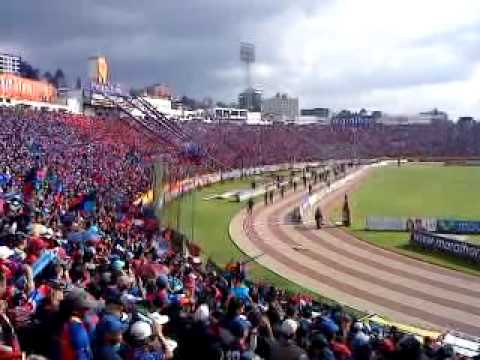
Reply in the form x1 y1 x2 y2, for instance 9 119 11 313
0 104 479 359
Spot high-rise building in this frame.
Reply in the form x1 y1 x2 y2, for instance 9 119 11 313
0 53 21 74
145 83 172 99
262 93 299 123
300 108 330 125
238 88 262 112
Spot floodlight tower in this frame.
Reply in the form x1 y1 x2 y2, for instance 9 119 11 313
240 42 255 89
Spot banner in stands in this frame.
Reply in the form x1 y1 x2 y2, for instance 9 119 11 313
366 216 437 232
0 74 57 103
411 231 480 264
436 219 480 234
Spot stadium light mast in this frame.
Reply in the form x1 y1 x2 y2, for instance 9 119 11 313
240 42 255 89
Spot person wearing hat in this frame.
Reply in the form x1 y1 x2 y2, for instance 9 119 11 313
96 317 126 360
54 288 97 360
128 317 173 360
30 279 67 356
270 319 308 360
92 289 127 358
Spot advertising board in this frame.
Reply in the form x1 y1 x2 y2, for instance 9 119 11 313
411 231 480 264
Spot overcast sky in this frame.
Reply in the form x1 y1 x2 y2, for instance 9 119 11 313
2 0 480 118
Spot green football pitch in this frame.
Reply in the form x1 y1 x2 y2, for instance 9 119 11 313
339 164 480 276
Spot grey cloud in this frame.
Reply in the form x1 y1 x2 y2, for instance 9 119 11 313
2 0 479 113
3 0 311 99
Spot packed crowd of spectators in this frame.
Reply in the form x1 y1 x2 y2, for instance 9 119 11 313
0 107 477 359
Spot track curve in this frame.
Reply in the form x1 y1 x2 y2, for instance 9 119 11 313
229 168 480 335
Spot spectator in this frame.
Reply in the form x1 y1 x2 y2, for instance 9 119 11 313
270 319 308 360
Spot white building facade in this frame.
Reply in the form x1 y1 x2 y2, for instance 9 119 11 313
261 93 299 123
0 54 21 74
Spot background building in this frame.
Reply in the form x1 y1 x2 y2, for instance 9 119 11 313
300 107 330 125
419 108 448 122
0 53 21 74
301 107 330 117
238 87 262 112
209 107 248 123
145 83 172 99
262 93 299 123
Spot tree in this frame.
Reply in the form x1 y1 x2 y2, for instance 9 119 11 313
53 69 67 88
43 71 54 85
216 101 227 108
19 60 40 80
202 97 213 109
181 95 198 110
75 77 82 89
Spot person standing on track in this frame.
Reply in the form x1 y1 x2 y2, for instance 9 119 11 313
247 197 254 215
314 207 323 230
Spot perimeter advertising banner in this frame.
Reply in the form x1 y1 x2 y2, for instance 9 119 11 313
366 216 437 232
411 231 480 264
366 216 407 231
436 219 480 234
366 216 480 235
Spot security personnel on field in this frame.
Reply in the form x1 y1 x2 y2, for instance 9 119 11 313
314 207 323 229
247 197 254 215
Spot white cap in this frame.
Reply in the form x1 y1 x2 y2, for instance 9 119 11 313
353 322 363 331
120 293 142 306
194 304 210 322
130 321 152 340
150 312 170 325
0 246 14 260
281 319 298 337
